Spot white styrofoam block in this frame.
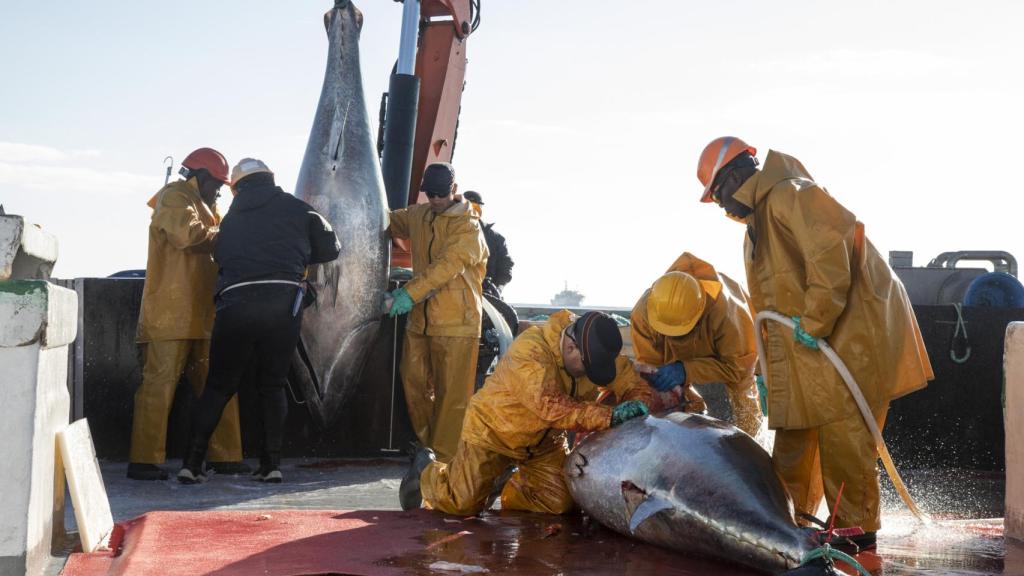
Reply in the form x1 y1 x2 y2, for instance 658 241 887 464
0 345 37 559
0 215 59 281
0 275 74 575
28 347 71 569
0 344 71 574
18 219 59 267
0 215 23 279
0 281 78 348
1006 322 1024 541
58 419 113 553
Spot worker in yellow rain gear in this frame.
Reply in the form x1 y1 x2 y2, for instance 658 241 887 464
630 252 762 436
384 162 488 462
399 310 654 515
128 147 246 481
697 136 933 551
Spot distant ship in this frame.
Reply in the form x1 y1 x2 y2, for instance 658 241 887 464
551 281 585 307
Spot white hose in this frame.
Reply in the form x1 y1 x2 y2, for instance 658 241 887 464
481 298 514 356
383 284 513 356
754 311 930 524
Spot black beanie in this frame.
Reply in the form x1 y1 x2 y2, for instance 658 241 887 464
571 311 622 385
421 163 456 196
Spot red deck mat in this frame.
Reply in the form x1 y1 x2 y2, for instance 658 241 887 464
61 509 759 576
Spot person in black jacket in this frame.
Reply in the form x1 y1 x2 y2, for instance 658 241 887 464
178 158 341 485
462 191 513 297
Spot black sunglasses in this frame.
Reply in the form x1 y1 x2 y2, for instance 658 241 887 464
424 189 451 199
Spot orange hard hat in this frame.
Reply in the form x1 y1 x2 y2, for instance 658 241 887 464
182 147 230 184
646 271 706 337
697 136 756 203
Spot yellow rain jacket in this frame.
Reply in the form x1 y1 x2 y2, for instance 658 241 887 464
137 178 220 343
631 253 757 392
461 310 655 459
732 151 933 430
388 200 488 338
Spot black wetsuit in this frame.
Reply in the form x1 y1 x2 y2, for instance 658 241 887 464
186 174 340 473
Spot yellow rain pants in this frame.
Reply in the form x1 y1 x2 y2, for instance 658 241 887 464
772 401 888 532
421 437 574 516
129 339 242 464
401 332 479 462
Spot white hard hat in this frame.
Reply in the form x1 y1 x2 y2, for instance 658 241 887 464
229 158 273 187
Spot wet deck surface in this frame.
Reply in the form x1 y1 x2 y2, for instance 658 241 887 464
50 459 1020 575
874 468 1012 575
64 509 759 576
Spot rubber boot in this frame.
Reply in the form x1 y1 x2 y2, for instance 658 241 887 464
399 447 436 511
832 531 876 555
482 464 519 512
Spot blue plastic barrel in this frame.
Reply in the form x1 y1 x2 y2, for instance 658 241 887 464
963 272 1024 308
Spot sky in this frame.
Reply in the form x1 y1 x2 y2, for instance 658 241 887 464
1 1 1022 307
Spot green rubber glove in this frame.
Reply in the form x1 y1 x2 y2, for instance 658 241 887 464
755 374 768 417
388 288 414 318
611 400 649 427
791 316 819 350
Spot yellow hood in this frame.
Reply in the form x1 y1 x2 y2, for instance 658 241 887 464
732 150 816 210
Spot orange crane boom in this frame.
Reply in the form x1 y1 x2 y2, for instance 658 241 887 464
379 0 479 267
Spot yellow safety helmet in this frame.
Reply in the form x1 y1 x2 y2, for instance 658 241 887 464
646 271 706 337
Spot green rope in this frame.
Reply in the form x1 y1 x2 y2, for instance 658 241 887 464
800 543 872 576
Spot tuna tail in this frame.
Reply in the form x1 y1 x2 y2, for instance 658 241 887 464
324 1 358 37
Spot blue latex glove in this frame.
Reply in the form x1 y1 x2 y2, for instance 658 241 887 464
650 361 686 392
791 316 819 350
388 288 414 318
611 400 650 427
755 374 768 417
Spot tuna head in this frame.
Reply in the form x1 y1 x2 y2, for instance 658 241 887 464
292 0 390 429
565 413 817 573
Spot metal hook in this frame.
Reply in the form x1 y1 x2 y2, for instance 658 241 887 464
163 155 174 185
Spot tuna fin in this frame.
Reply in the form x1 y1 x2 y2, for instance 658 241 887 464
628 495 673 534
323 9 333 34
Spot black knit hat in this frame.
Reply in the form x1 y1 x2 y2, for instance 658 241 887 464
421 162 456 196
571 311 622 385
